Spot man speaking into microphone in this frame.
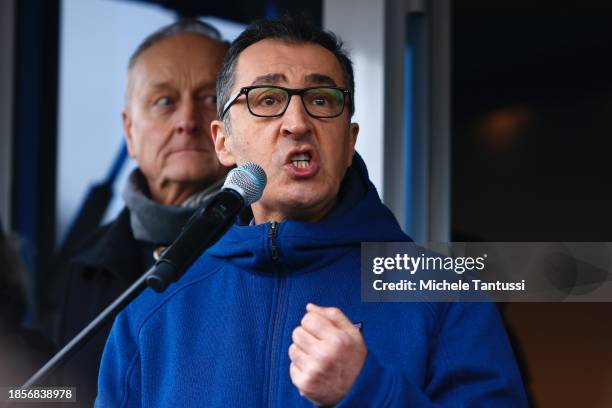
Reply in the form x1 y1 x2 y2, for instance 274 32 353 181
97 16 527 407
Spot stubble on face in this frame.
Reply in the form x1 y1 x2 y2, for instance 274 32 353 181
212 40 358 223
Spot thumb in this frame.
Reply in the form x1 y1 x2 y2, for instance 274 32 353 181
306 303 356 331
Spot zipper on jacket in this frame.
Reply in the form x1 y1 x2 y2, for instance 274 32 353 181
268 221 280 261
266 221 285 407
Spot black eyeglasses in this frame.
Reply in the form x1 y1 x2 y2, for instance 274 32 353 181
222 85 351 119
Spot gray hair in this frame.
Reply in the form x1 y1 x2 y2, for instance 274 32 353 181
125 18 227 104
128 18 224 70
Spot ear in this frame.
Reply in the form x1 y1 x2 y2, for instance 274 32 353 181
122 109 136 158
346 122 359 166
211 119 237 167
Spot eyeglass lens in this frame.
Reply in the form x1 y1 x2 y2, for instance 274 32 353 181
247 87 345 118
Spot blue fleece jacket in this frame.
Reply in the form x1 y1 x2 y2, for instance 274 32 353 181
96 155 527 407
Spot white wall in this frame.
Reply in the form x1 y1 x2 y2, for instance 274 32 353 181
323 0 386 198
56 0 243 245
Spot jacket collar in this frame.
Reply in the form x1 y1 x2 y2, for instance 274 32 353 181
208 153 410 273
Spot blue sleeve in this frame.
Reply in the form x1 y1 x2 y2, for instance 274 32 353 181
337 302 528 407
95 311 142 407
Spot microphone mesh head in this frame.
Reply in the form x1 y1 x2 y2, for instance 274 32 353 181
223 162 267 205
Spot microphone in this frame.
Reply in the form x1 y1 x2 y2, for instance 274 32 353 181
21 163 266 389
146 162 267 292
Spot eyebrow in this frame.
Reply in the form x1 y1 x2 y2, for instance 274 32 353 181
148 82 174 92
250 73 338 87
304 73 337 86
251 74 286 85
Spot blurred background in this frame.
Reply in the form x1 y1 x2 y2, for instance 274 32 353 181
2 0 612 405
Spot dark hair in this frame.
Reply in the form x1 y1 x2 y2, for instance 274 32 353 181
217 15 355 124
128 18 225 71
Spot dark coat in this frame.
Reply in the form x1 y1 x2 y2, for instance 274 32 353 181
56 208 156 407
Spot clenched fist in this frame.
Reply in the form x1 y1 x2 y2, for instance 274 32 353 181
288 303 367 406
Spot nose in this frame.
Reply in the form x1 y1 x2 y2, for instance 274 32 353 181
175 99 201 134
280 95 312 137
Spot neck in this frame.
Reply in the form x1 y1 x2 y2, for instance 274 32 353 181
148 182 206 206
251 198 337 225
145 167 228 206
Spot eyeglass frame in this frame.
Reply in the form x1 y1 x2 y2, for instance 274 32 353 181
221 85 352 119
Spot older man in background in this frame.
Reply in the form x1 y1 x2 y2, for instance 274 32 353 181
54 19 228 407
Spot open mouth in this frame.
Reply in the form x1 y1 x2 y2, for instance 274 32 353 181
290 152 311 169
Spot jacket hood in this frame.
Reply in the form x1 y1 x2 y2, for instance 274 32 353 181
207 152 410 273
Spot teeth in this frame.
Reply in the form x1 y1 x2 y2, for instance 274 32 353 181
291 153 310 161
293 160 309 169
291 153 311 169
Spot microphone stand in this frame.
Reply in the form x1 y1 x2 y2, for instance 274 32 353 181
21 261 175 389
22 189 245 388
21 162 265 389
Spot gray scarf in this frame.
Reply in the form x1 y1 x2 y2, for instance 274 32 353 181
122 169 225 245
